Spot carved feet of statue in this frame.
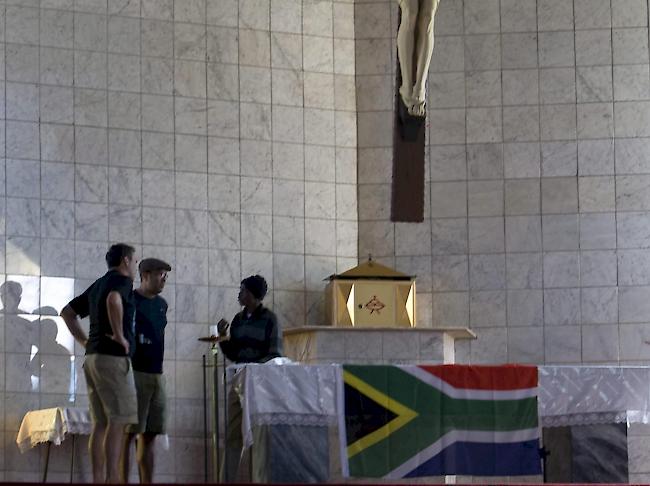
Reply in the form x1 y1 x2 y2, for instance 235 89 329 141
399 85 426 118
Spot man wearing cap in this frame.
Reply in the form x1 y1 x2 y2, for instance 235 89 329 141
120 258 171 483
61 243 138 483
216 274 282 481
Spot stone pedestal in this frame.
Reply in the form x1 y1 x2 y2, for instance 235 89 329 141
283 326 475 365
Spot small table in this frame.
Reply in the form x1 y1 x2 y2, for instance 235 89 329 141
16 407 91 482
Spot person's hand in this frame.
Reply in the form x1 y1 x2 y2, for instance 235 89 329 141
106 333 129 354
217 318 230 336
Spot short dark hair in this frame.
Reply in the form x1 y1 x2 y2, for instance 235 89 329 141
106 243 135 268
241 275 268 300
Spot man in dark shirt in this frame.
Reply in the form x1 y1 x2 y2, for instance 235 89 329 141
217 274 282 362
60 243 138 483
120 258 171 484
217 274 282 481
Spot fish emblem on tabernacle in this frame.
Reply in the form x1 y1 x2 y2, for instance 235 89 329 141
364 295 386 314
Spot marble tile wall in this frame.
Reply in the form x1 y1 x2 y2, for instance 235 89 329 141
356 0 650 369
0 0 356 481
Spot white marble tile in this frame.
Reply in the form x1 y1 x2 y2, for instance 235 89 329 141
142 207 175 245
541 177 577 213
544 326 582 364
241 176 272 215
4 237 37 276
175 172 207 210
507 327 544 364
580 212 616 249
469 290 505 327
468 180 503 217
395 221 432 256
176 247 209 286
429 108 466 145
579 176 615 212
108 91 141 130
501 33 537 69
273 253 304 290
42 162 74 202
575 29 612 66
432 291 469 327
620 323 650 360
108 167 142 206
581 287 618 324
544 251 579 288
41 124 74 163
614 64 650 101
143 132 174 170
574 0 611 29
273 179 304 217
506 252 542 289
108 16 140 55
74 202 108 241
504 142 540 179
108 204 142 243
142 58 174 95
174 22 206 61
502 69 538 106
612 0 648 27
464 0 499 33
175 209 207 247
617 212 650 248
41 239 75 278
618 249 650 286
464 34 500 71
543 288 580 325
505 215 542 252
175 134 207 172
271 68 303 106
542 214 579 250
539 31 575 67
73 241 107 279
466 108 502 143
577 102 614 139
174 60 206 98
577 66 613 102
305 181 335 219
241 213 272 252
469 327 507 364
271 105 302 143
6 198 39 237
578 139 614 175
469 217 504 254
304 255 335 291
208 211 240 250
581 250 617 286
271 32 303 70
612 28 649 65
540 104 577 141
305 218 336 256
272 142 303 180
429 72 465 109
432 254 467 292
141 19 174 58
503 106 540 142
109 128 141 168
6 159 39 199
504 179 540 216
469 254 505 290
42 200 74 239
540 68 576 104
507 289 543 327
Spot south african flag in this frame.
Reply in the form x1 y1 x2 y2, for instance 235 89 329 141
341 364 541 478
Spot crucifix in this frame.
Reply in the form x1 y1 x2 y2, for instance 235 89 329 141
392 0 440 223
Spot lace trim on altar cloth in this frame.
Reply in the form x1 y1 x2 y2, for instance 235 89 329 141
541 410 650 427
250 412 338 427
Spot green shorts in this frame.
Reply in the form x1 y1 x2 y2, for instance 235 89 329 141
83 354 138 425
127 371 167 435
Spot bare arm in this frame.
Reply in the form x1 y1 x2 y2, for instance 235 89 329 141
60 304 88 348
106 291 129 354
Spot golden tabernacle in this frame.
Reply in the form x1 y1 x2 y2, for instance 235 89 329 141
324 258 416 328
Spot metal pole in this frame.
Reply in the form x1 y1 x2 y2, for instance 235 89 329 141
43 441 51 483
222 353 228 482
70 434 76 483
212 346 221 482
202 354 208 483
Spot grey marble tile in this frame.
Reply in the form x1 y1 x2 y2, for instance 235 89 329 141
303 35 333 73
464 0 499 33
175 134 207 172
176 172 208 210
614 64 650 101
40 49 74 87
467 108 502 143
541 177 577 213
541 141 577 177
616 175 650 211
616 138 650 174
241 176 273 215
271 0 302 34
575 30 612 66
469 327 507 363
175 209 207 248
539 31 575 67
429 108 466 145
142 19 174 58
7 44 39 83
432 255 468 292
175 97 208 135
505 215 542 252
431 181 467 218
465 34 500 71
540 68 576 104
577 66 613 102
108 16 140 55
430 35 465 72
612 0 648 27
540 104 576 141
468 180 503 217
395 222 432 257
75 202 108 241
577 102 614 139
240 0 270 31
504 142 540 178
209 211 240 250
501 33 537 69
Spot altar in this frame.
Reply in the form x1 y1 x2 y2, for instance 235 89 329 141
225 363 650 483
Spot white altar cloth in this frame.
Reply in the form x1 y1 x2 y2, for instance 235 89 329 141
232 364 650 448
16 407 91 452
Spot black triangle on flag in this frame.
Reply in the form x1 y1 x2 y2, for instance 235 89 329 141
344 382 398 446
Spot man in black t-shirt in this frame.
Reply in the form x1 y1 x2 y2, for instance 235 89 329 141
60 243 138 483
120 258 171 484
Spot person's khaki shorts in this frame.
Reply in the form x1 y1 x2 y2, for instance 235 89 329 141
83 353 138 425
126 371 167 435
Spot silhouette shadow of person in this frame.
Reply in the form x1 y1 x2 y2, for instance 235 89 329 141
2 281 40 391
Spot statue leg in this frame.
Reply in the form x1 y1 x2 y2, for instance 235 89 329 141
411 0 440 116
396 0 419 109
